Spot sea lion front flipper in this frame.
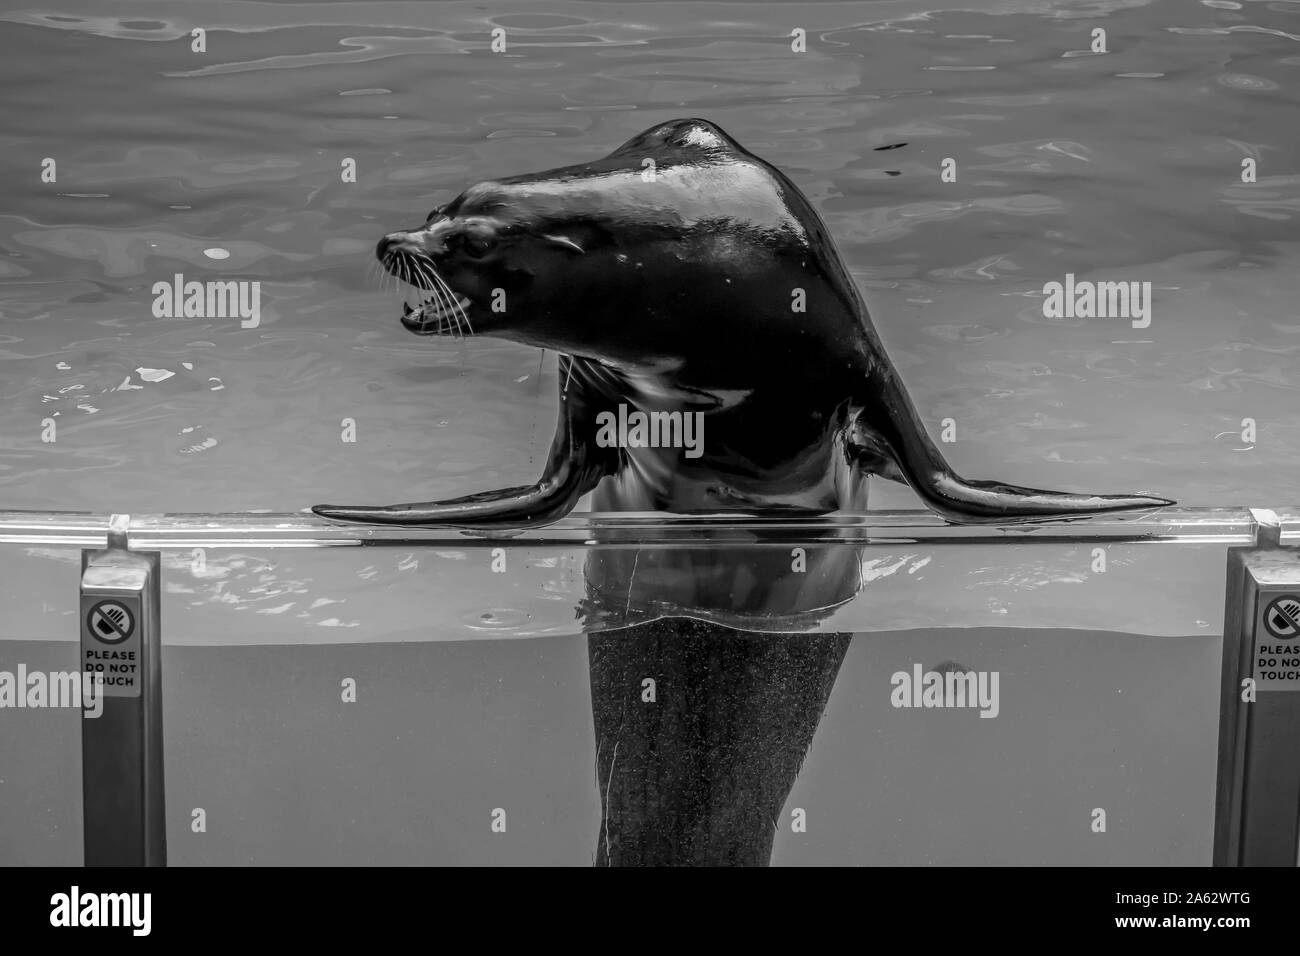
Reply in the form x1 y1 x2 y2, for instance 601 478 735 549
311 479 583 528
849 381 1175 524
313 356 617 528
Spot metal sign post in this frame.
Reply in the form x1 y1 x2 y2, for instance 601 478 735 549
79 514 166 866
1214 514 1300 866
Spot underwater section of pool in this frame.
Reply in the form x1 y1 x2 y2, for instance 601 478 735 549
1 533 1225 865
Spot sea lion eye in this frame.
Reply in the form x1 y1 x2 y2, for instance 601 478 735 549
426 205 445 222
463 235 494 258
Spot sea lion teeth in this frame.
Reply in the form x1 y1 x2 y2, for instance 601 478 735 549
416 295 469 320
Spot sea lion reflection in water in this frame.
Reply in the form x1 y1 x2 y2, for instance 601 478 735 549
314 119 1172 865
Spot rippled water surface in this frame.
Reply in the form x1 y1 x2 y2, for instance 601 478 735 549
1 0 1297 514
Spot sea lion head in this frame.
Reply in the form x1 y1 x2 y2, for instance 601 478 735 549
376 118 862 370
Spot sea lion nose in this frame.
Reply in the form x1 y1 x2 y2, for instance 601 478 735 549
376 233 405 260
378 228 448 260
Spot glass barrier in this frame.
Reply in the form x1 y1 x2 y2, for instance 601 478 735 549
1 506 1296 866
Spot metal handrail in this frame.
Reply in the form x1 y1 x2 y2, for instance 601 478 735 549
0 506 1295 549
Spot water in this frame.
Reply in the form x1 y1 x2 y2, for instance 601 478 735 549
6 627 1218 864
2 0 1298 512
0 0 1295 863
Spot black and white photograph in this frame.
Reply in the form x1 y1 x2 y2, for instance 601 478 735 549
0 0 1296 907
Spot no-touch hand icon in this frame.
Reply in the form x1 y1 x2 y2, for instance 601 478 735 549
1263 596 1300 641
87 600 134 645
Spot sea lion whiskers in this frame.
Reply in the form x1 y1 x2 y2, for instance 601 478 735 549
410 253 468 338
411 252 472 338
430 268 473 337
387 252 427 325
370 257 393 296
406 253 452 334
383 247 473 338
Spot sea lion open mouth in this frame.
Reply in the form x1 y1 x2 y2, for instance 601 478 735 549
380 246 476 338
399 292 473 337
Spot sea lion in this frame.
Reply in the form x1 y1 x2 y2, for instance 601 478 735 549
313 119 1174 865
313 118 1173 531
